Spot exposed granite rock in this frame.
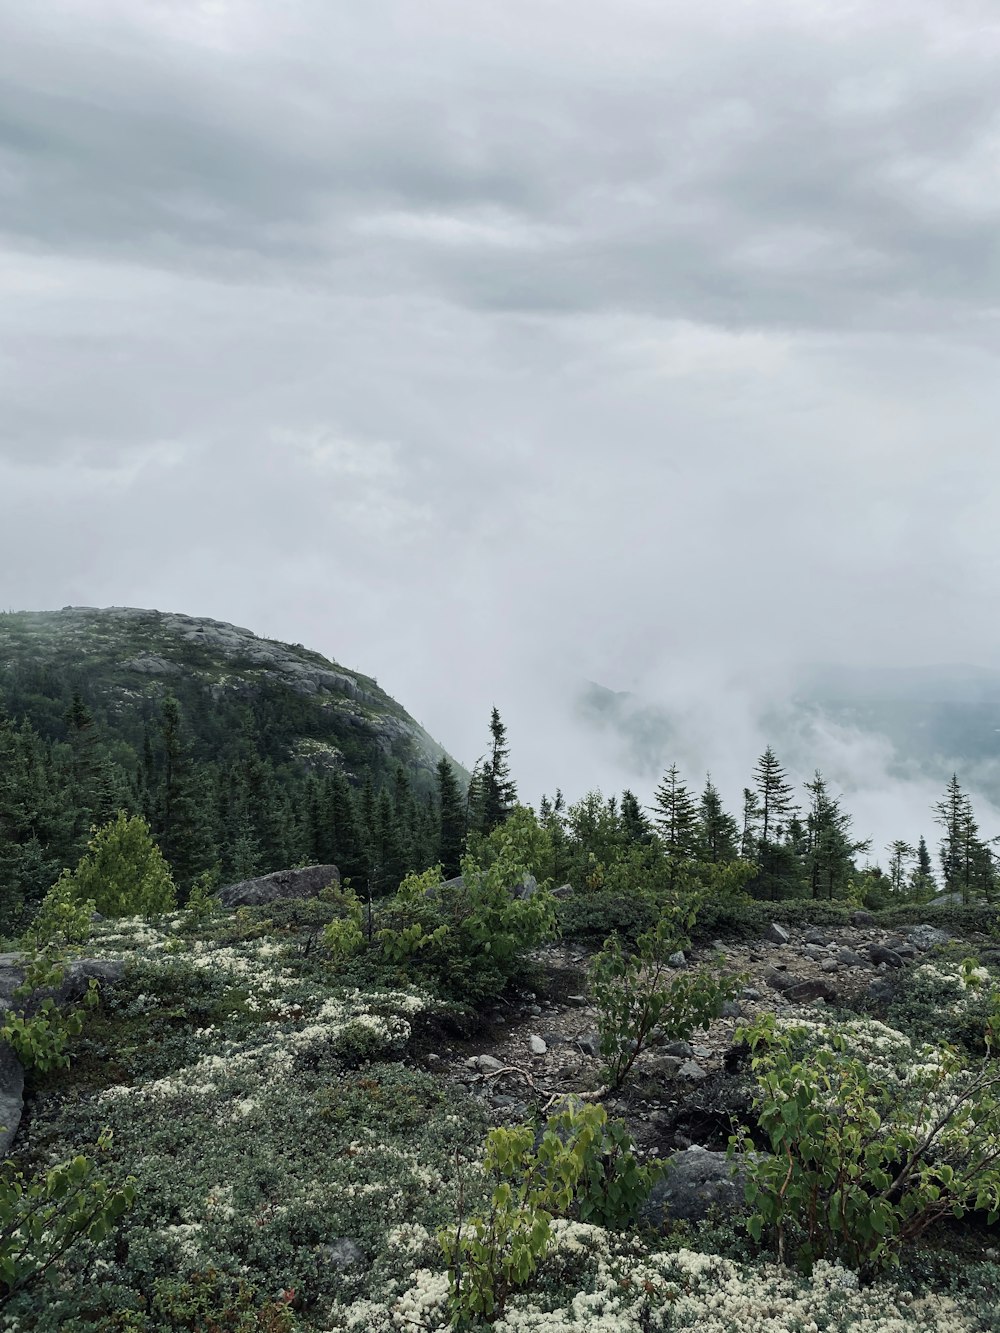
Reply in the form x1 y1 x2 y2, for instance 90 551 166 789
0 1045 24 1156
641 1146 754 1226
218 864 341 908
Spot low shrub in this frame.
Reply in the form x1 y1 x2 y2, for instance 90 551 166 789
439 1100 659 1326
732 1013 1000 1276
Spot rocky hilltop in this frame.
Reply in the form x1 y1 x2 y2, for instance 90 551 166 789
0 606 461 789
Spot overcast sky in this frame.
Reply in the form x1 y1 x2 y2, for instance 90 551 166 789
3 0 1000 848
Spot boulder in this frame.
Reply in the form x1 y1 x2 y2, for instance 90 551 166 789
641 1146 754 1227
0 1045 24 1156
551 883 575 900
0 957 125 1015
218 864 341 908
668 951 686 968
837 948 865 968
766 971 801 992
869 944 904 969
784 979 839 1004
804 929 833 947
851 910 875 927
908 924 951 952
766 923 791 946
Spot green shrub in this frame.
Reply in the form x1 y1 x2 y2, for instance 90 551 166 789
732 1014 1000 1276
0 949 98 1074
556 887 659 945
0 1129 135 1306
885 957 998 1054
591 901 743 1092
58 813 176 919
439 1100 658 1326
375 819 558 1003
24 879 95 950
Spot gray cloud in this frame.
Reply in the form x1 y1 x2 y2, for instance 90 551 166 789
2 0 1000 852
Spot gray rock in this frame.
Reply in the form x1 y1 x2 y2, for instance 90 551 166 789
741 987 762 1001
551 883 575 900
576 1033 600 1058
851 910 875 926
508 874 539 902
802 943 826 961
821 959 839 973
784 979 839 1004
668 951 686 968
908 924 951 951
0 1044 25 1155
766 971 801 992
766 923 791 946
566 994 589 1007
644 1055 683 1077
0 957 125 1015
869 944 904 968
474 1055 505 1073
528 1035 547 1056
661 1040 694 1058
885 937 918 960
804 929 833 946
218 864 341 907
677 1060 708 1081
837 948 865 967
320 1238 367 1271
721 999 743 1018
641 1146 753 1226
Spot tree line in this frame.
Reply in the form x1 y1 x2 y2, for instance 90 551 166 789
1 668 995 936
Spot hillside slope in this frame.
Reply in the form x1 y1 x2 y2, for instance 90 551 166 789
0 606 460 787
0 607 466 924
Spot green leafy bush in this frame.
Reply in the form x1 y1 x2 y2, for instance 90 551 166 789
57 812 176 919
375 818 557 1002
591 900 742 1091
439 1100 658 1326
732 1014 1000 1276
0 1129 135 1305
24 878 95 950
0 950 98 1074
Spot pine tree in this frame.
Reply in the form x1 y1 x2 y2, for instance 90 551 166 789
909 835 937 901
436 758 465 879
480 707 518 834
803 772 868 900
754 747 797 848
652 764 698 860
886 840 915 896
696 777 739 864
752 747 799 901
933 775 985 903
620 790 653 845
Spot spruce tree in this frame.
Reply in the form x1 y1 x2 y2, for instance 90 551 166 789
652 764 698 860
696 777 739 864
751 747 799 901
436 757 465 879
803 772 868 900
480 707 518 834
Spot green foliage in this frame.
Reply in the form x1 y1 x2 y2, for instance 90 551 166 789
61 812 176 918
0 949 99 1074
183 867 220 926
590 899 743 1091
322 883 365 960
732 1014 1000 1276
440 1100 658 1326
25 876 94 949
375 816 557 1002
0 1129 136 1305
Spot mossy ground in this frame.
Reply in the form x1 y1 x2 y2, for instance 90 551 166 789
6 902 1000 1331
